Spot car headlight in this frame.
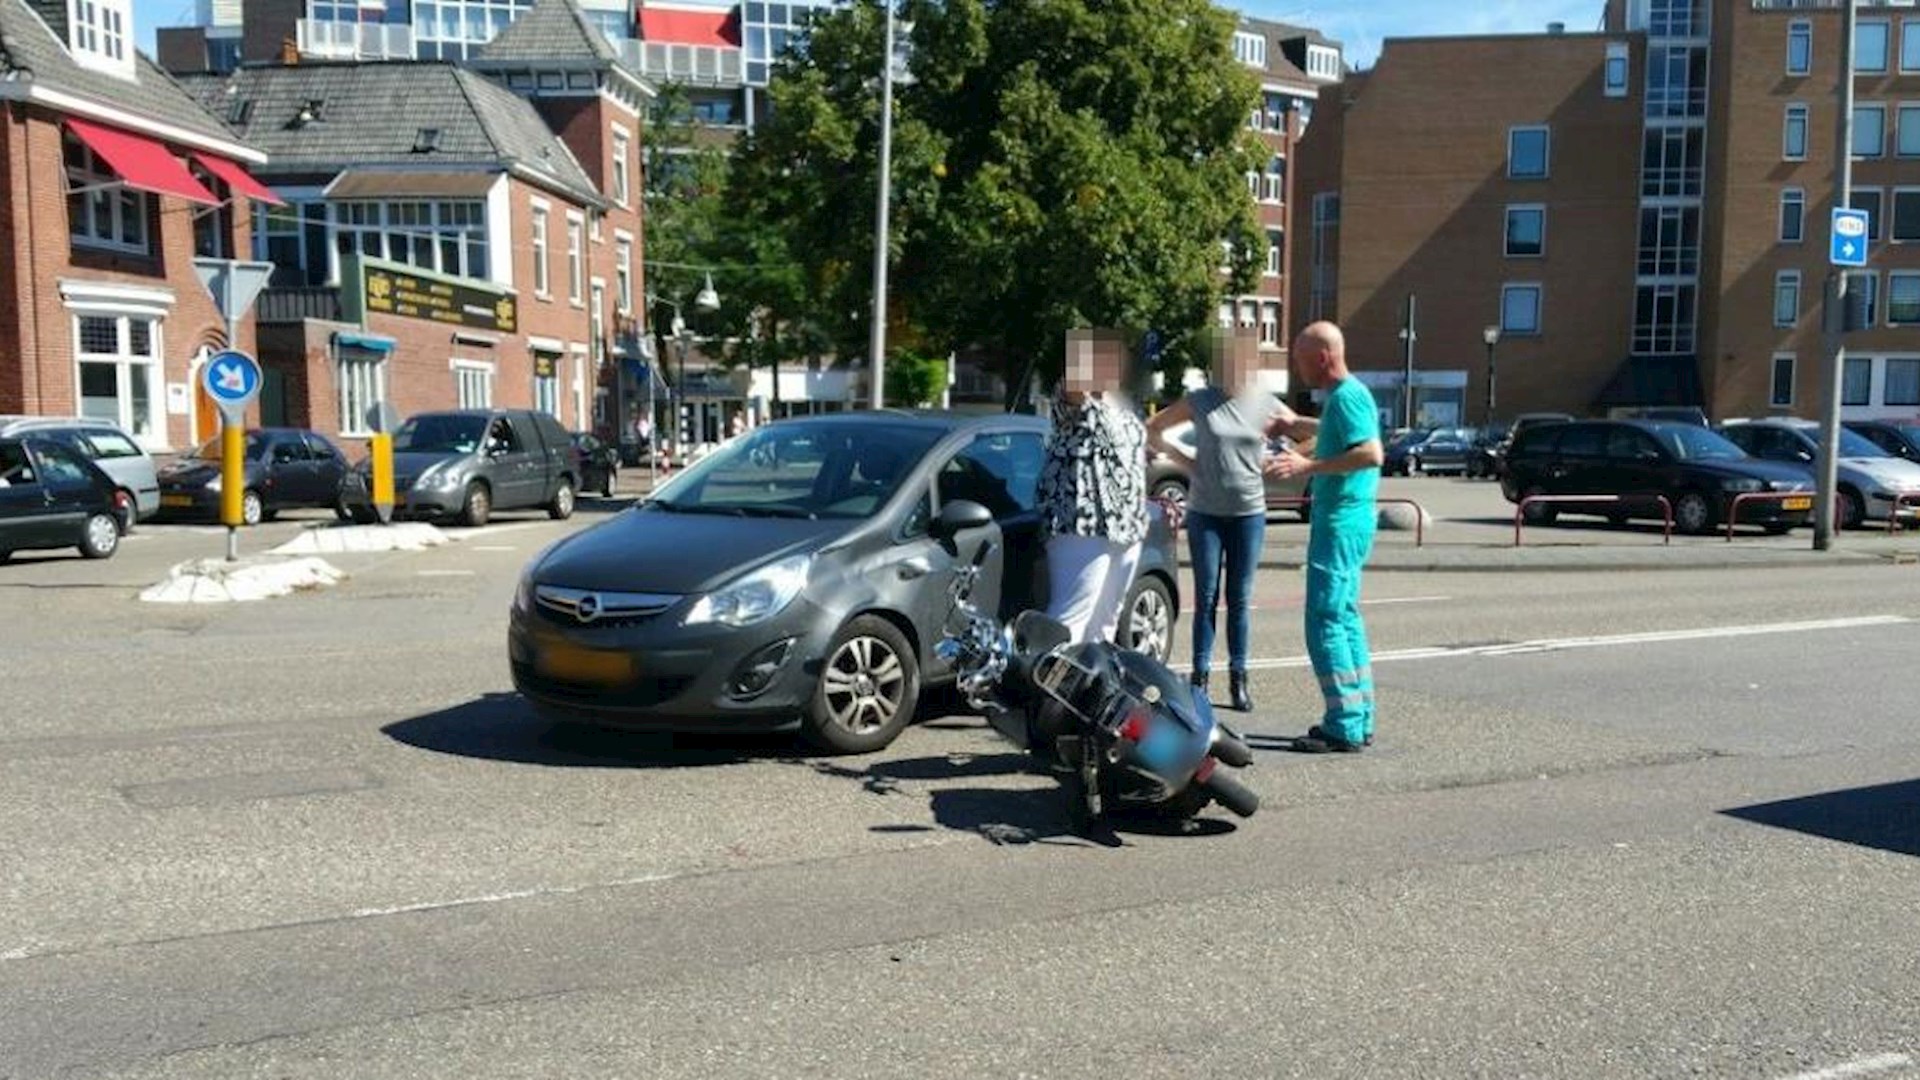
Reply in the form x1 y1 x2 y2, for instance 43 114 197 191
513 569 535 613
419 467 462 490
1721 478 1764 492
684 555 811 628
204 474 221 491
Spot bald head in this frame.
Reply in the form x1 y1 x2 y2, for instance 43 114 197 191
1292 320 1349 390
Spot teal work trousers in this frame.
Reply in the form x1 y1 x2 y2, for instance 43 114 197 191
1304 514 1375 743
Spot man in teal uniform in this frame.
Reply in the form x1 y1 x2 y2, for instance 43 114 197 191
1266 321 1385 752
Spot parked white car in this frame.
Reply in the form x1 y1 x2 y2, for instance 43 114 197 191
0 416 159 528
1719 417 1920 528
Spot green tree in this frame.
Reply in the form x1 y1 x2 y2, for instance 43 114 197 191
728 0 1263 395
883 349 947 407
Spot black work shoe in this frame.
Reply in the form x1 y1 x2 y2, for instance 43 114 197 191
1190 670 1210 695
1288 725 1370 754
1229 671 1253 712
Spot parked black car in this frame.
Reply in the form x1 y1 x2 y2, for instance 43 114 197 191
509 411 1182 754
1465 423 1510 478
1480 412 1575 481
1395 427 1476 475
1501 419 1814 535
339 409 580 526
570 432 619 497
1846 419 1920 463
157 428 350 525
0 436 122 562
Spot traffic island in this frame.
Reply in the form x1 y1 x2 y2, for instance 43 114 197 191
140 556 347 603
269 523 452 556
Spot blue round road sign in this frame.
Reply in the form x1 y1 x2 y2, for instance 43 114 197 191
202 350 262 407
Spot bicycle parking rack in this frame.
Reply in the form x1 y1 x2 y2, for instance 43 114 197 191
1723 491 1829 541
1514 494 1671 547
1266 496 1429 547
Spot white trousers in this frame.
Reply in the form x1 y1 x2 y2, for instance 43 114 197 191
1045 534 1143 645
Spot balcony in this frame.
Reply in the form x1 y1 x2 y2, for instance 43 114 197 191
620 40 744 86
257 286 343 325
296 19 413 62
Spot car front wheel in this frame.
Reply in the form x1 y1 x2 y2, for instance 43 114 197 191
1119 575 1174 662
79 512 120 559
461 482 492 527
548 479 576 520
804 615 920 754
1674 491 1714 535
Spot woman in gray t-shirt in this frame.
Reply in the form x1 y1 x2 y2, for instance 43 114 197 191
1146 380 1287 711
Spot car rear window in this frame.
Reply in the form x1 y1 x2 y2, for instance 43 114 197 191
1557 425 1606 457
84 430 143 459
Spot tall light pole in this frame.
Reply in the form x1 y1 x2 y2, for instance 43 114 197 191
867 0 897 410
1815 0 1858 550
1482 324 1501 427
1397 294 1417 429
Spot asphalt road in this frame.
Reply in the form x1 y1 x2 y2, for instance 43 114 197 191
3 502 1919 1080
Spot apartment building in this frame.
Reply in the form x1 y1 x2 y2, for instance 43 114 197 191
1295 0 1920 427
0 0 273 452
172 1 647 443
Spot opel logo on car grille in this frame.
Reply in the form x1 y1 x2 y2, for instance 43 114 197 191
575 594 601 622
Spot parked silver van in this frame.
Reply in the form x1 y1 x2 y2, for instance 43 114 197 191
0 416 160 529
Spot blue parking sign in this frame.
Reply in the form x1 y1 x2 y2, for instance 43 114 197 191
1831 208 1870 267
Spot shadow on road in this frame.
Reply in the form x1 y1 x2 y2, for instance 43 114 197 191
381 692 804 769
1721 779 1920 859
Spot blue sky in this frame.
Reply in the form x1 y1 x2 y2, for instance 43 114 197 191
136 1 1611 70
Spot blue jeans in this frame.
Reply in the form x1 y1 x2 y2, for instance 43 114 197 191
1186 510 1265 675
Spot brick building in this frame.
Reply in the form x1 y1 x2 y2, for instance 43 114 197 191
0 0 274 452
174 0 648 444
1294 0 1920 428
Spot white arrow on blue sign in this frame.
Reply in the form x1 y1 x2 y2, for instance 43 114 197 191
1831 207 1870 267
201 349 262 423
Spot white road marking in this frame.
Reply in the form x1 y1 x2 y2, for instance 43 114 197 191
417 570 475 577
1777 1052 1915 1080
1169 616 1912 673
472 545 518 552
349 873 681 919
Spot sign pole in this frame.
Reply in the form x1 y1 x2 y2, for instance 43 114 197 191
1815 0 1858 550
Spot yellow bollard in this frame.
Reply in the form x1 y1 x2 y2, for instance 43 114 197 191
370 431 394 525
219 420 245 527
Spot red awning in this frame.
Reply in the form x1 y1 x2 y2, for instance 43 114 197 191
64 118 218 207
190 152 286 207
640 8 738 46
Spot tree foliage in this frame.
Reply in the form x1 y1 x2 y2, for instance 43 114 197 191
884 349 947 407
727 0 1264 392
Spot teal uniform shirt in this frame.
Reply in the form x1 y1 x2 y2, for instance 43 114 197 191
1309 377 1382 536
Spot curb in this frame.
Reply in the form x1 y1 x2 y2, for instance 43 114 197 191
1244 548 1908 573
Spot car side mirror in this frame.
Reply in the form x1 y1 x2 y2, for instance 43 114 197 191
930 499 993 541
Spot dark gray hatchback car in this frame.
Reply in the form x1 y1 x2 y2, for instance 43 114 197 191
509 410 1182 754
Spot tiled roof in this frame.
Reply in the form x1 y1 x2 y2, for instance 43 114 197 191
0 0 248 151
474 0 623 65
177 62 604 207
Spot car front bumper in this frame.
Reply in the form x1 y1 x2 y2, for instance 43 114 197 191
507 592 839 731
338 474 463 520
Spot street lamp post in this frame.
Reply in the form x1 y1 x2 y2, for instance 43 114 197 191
1398 294 1418 430
1815 0 1859 550
1482 324 1501 427
653 276 722 468
867 0 897 410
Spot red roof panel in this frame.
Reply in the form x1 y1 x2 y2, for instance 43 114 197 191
640 8 738 47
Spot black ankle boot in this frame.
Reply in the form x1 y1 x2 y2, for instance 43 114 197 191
1190 671 1210 698
1229 671 1252 712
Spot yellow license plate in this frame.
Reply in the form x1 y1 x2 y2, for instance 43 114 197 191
535 643 634 685
161 494 195 507
1781 497 1812 511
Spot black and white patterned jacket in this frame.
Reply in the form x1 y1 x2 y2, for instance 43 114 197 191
1037 391 1148 547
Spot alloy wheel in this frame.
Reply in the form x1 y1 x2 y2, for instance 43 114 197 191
820 635 907 736
1126 585 1171 661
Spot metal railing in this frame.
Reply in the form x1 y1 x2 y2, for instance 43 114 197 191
296 19 413 61
1724 490 1826 541
1515 494 1672 546
1265 496 1428 547
620 40 744 85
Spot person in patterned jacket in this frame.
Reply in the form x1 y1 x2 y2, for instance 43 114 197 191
1036 327 1149 645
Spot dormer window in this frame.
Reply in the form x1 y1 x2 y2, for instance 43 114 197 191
69 0 134 78
1232 31 1266 68
1307 44 1341 80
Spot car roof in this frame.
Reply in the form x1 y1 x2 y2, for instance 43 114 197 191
773 409 1048 434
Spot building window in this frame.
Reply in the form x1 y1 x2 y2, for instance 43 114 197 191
1788 20 1812 75
1639 206 1700 276
454 361 493 408
1633 283 1697 354
1780 188 1805 243
1500 284 1541 336
1774 271 1801 328
1858 20 1891 74
331 200 487 281
74 313 159 443
1216 301 1232 329
1888 273 1920 326
566 213 584 304
533 354 561 417
1893 189 1920 241
1783 104 1809 160
615 235 633 313
611 129 631 206
1848 271 1879 329
1899 106 1920 157
1261 157 1284 203
68 0 132 74
1307 45 1339 79
1238 299 1257 328
63 131 148 253
413 0 533 62
338 349 387 436
1605 43 1629 97
1843 356 1872 406
1771 354 1795 408
1853 187 1884 242
1505 205 1545 257
1904 22 1920 73
1259 301 1279 345
1642 126 1704 198
590 282 606 364
1232 31 1265 68
531 206 549 295
1855 104 1887 158
1887 358 1920 405
1265 229 1282 276
1508 126 1549 179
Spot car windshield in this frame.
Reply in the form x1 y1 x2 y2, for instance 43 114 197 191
647 421 946 519
1657 425 1747 461
1833 427 1892 457
393 415 487 454
192 433 267 461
